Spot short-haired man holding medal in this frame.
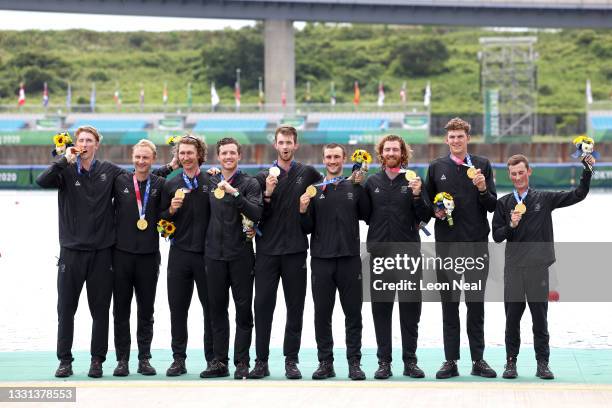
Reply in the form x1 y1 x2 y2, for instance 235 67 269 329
298 143 370 380
492 154 594 380
249 126 322 379
37 126 129 378
425 117 498 379
111 139 178 377
200 137 262 379
159 135 214 377
365 134 431 379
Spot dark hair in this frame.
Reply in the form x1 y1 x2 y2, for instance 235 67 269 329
507 154 530 170
444 117 471 136
175 134 207 166
274 125 298 143
216 137 241 155
322 143 346 158
376 134 412 167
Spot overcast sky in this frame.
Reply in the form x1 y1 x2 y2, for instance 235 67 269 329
0 10 257 31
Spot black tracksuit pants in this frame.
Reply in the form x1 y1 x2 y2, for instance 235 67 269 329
167 246 213 362
436 243 489 361
253 252 307 362
56 247 113 362
112 248 159 361
311 256 363 362
369 255 422 364
205 252 255 366
504 266 550 362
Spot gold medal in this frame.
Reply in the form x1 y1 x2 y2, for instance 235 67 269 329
269 167 281 177
306 185 317 198
137 219 148 231
404 170 417 181
174 188 185 199
214 188 225 199
466 166 477 179
514 202 527 215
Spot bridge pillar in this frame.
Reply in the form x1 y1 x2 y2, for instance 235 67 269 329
264 20 295 109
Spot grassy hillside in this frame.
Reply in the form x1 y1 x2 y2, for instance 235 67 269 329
0 24 610 114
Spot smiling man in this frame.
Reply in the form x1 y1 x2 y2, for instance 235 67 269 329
249 126 322 379
299 143 370 380
425 117 498 379
111 139 177 377
201 137 262 379
492 154 595 380
36 126 125 378
365 134 431 379
159 135 213 377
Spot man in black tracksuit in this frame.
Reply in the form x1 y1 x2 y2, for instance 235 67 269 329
366 134 431 380
425 118 497 379
200 138 263 379
249 126 322 379
111 139 176 377
159 135 213 377
36 125 124 378
492 154 594 380
299 143 370 381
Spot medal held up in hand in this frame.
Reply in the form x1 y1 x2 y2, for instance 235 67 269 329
269 166 281 177
434 192 455 227
571 136 599 172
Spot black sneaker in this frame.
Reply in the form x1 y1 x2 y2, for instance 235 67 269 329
403 361 425 378
536 360 555 380
285 360 302 380
137 359 157 376
234 361 249 379
348 358 366 381
502 357 518 379
55 361 73 378
166 358 186 377
471 359 497 378
200 359 230 378
374 361 392 380
248 360 270 379
436 360 459 379
312 361 335 380
113 360 129 377
88 358 103 378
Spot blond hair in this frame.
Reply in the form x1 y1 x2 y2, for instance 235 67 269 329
132 139 157 157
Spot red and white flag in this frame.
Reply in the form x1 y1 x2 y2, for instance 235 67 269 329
18 83 26 106
281 81 287 107
377 81 385 107
400 81 407 104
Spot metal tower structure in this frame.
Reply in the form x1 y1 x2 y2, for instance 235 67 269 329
479 37 538 142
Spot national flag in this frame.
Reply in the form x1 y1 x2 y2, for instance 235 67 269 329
90 82 96 112
42 82 49 107
139 86 145 110
113 85 122 108
66 82 72 110
258 77 264 108
187 82 192 108
234 80 241 108
163 82 168 105
586 79 593 105
353 81 360 106
17 83 25 106
377 81 385 107
330 82 336 106
211 82 220 107
281 81 287 107
400 81 407 104
424 81 431 107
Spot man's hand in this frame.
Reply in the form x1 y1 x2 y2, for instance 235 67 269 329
169 196 184 215
408 176 422 196
349 170 364 184
473 169 487 192
207 167 220 175
434 208 447 220
510 210 522 228
265 174 278 196
245 227 256 239
299 192 311 214
217 180 237 195
584 154 596 167
65 146 78 164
